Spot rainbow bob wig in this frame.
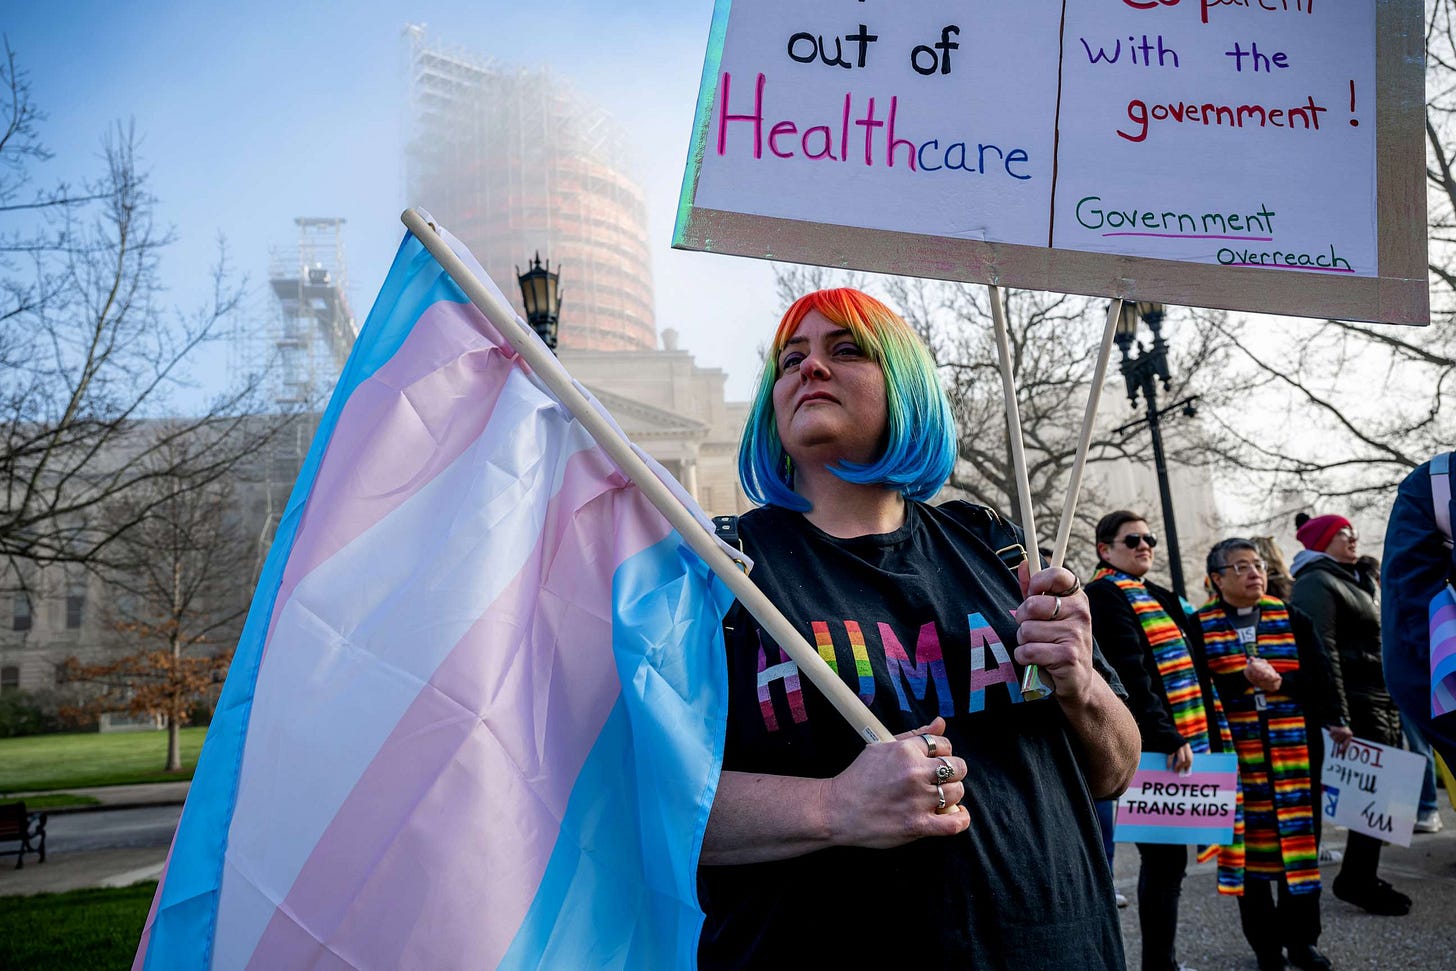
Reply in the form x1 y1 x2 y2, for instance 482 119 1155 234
738 288 957 511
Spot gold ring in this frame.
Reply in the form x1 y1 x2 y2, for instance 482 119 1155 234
920 734 937 757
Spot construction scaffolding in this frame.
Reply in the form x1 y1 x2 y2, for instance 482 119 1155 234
267 218 357 406
404 24 657 352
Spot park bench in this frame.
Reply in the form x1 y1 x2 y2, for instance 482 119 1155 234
0 801 47 868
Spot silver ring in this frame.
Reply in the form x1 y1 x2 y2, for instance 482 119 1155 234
935 756 954 783
936 783 947 810
919 734 937 757
1048 575 1082 598
1049 595 1062 620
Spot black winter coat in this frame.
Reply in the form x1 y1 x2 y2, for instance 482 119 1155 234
1290 556 1403 746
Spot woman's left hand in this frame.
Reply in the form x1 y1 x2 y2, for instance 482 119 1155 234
1012 562 1096 704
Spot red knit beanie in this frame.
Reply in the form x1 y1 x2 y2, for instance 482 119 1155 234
1294 512 1351 552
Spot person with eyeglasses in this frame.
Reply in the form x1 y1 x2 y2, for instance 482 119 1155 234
1289 512 1414 917
1086 511 1225 971
1200 538 1348 971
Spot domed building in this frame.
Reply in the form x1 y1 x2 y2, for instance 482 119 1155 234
406 28 657 352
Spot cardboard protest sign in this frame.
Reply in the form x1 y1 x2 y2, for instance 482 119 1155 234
1115 753 1238 845
1321 730 1425 847
675 0 1426 324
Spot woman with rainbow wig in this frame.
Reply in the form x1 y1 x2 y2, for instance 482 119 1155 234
697 288 1139 968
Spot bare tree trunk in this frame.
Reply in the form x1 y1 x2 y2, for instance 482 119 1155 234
166 614 182 772
60 439 251 747
166 713 181 773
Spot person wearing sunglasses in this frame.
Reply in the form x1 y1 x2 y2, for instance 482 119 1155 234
1201 538 1349 971
1087 511 1224 971
1289 512 1414 917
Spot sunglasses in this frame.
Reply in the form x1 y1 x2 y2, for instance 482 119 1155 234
1119 533 1158 549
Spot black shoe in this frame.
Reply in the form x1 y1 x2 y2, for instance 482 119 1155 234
1257 952 1289 971
1332 876 1412 916
1287 945 1333 971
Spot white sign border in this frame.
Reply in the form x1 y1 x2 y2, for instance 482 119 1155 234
673 0 1428 326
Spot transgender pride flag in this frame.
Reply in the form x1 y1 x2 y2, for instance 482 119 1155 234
1432 588 1456 717
133 223 736 970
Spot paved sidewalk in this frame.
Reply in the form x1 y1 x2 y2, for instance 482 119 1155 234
1115 805 1456 970
0 782 188 897
8 780 190 812
0 847 168 897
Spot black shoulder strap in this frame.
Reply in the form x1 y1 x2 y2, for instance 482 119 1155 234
945 502 1026 574
712 515 742 552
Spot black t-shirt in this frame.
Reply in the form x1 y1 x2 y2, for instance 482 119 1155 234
697 501 1126 970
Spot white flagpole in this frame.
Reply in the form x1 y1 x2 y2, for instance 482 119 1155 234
1050 299 1123 568
987 284 1052 701
401 209 892 744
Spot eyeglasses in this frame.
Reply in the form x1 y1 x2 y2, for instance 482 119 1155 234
1214 559 1266 576
1335 527 1359 542
1119 533 1158 549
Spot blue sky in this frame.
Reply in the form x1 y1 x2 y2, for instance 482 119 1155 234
5 0 776 399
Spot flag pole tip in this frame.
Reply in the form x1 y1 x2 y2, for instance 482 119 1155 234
400 207 439 233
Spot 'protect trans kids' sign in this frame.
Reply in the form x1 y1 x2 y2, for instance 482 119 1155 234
1115 753 1238 845
675 0 1427 325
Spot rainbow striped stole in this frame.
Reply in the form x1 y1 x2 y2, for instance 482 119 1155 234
1197 598 1320 896
1093 569 1210 752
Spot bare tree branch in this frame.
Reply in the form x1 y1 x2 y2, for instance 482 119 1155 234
61 436 257 770
1 49 294 582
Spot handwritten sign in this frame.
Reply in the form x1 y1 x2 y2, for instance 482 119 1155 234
1115 753 1238 845
675 1 1426 325
1321 730 1425 847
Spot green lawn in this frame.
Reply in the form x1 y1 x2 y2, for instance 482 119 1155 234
0 728 206 793
0 881 154 970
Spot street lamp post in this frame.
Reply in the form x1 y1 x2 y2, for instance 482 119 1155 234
1113 302 1199 602
516 253 563 351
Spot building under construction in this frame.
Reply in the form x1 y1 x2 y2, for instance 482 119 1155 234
405 26 657 352
267 217 357 406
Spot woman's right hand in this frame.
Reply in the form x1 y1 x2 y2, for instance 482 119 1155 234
1244 658 1282 691
702 718 971 865
823 717 972 848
